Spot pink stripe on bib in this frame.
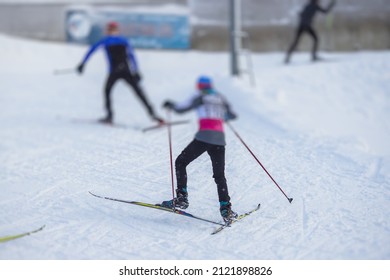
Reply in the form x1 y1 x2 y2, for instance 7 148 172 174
199 119 224 131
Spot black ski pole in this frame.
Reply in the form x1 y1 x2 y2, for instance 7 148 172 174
53 68 76 75
166 109 176 204
227 122 293 203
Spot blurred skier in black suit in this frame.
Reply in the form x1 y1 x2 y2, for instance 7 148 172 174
285 0 336 64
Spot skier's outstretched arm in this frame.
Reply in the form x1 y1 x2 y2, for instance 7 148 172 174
76 39 104 74
163 94 202 114
319 0 336 13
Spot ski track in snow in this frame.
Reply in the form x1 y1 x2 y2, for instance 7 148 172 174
0 34 389 259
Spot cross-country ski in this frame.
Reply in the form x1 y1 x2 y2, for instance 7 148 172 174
211 204 261 235
142 120 190 132
89 192 225 226
0 225 45 243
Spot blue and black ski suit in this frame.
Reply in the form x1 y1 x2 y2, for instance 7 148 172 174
79 35 158 120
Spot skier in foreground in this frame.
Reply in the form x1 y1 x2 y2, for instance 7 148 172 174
285 0 336 64
159 76 238 223
76 21 163 124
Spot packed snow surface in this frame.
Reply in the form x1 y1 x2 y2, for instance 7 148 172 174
0 34 389 259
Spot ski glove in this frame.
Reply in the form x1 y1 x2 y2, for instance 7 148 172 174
224 111 237 121
133 72 142 83
163 100 175 110
77 63 84 74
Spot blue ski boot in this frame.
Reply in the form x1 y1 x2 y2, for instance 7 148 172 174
220 201 238 223
160 188 189 209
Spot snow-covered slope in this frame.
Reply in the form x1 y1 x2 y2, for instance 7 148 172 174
0 34 389 260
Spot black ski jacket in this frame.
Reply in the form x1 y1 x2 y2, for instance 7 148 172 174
299 0 335 26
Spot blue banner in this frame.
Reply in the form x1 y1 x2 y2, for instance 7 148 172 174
66 8 190 50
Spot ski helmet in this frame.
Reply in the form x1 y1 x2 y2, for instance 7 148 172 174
197 75 212 90
106 21 119 32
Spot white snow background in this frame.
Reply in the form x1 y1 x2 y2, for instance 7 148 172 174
0 33 389 260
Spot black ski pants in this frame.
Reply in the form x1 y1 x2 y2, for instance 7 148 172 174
104 70 154 118
175 139 231 203
286 24 319 60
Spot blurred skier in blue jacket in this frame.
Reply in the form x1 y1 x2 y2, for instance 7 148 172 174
77 21 163 124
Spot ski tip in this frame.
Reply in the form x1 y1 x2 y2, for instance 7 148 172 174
89 191 100 198
31 225 46 234
31 225 46 233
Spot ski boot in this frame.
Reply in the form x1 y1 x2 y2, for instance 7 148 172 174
160 188 189 209
220 201 238 224
284 54 291 64
98 115 113 124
